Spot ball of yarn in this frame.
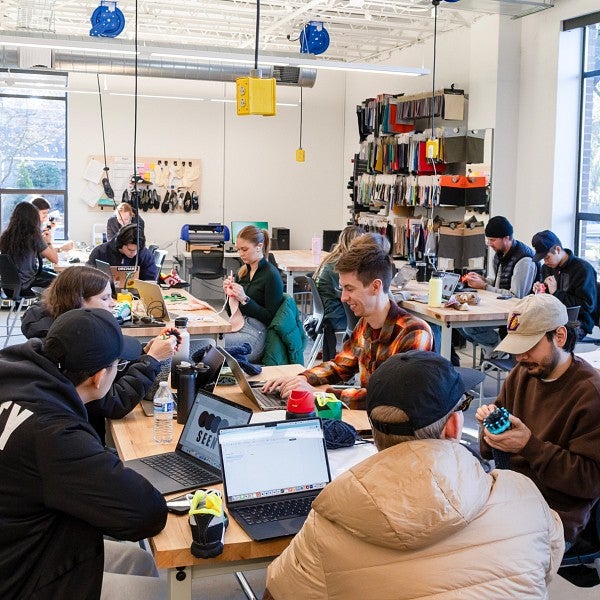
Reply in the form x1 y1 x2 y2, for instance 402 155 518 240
322 419 357 449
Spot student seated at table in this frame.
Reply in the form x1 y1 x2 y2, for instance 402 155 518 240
0 308 168 600
265 351 564 600
106 201 146 241
21 266 176 443
263 243 433 409
313 225 363 360
88 222 158 281
0 201 72 291
222 225 284 362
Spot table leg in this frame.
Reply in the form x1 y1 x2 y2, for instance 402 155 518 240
439 325 453 361
168 566 192 600
286 272 294 296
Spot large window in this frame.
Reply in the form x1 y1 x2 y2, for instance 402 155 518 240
0 70 67 238
575 20 600 272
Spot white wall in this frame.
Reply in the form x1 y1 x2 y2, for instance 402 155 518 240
68 71 346 251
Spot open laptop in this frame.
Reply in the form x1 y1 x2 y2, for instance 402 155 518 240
125 389 252 495
218 418 331 541
217 346 286 410
133 279 171 320
140 346 227 417
95 259 140 291
409 271 461 304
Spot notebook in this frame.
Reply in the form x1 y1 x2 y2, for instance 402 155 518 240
125 389 252 495
95 259 140 291
218 418 331 540
133 279 171 321
409 271 461 304
217 346 286 410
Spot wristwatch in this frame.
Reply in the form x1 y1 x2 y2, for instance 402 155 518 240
240 295 249 305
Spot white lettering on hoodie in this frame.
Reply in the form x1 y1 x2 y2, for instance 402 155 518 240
0 402 33 450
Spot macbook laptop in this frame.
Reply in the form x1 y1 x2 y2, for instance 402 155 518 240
409 271 461 304
217 346 286 410
218 418 331 540
139 346 227 417
125 389 252 495
133 279 171 321
95 259 140 291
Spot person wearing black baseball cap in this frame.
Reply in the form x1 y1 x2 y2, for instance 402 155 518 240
459 215 537 359
265 351 564 599
531 229 597 339
0 309 167 599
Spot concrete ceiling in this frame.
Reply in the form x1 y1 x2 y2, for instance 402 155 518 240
0 0 555 63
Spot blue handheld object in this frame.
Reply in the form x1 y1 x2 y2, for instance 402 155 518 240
483 407 511 434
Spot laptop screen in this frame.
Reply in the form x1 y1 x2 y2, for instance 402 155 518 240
177 390 252 470
441 272 460 300
219 419 331 503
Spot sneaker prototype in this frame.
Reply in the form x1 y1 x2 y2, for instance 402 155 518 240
189 489 228 559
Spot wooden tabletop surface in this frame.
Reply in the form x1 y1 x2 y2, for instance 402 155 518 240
109 364 370 569
271 250 329 272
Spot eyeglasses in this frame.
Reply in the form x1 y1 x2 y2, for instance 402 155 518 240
116 359 129 372
455 392 474 413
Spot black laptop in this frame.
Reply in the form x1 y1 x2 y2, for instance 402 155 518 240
125 389 252 495
218 418 331 540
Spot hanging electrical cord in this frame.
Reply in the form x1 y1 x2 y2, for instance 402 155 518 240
96 74 115 208
296 87 305 162
253 0 260 71
431 0 439 139
132 0 140 270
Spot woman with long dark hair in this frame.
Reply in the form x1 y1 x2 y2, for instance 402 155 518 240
222 225 283 362
0 201 72 290
21 265 176 442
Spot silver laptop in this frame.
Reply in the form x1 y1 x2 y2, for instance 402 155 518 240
218 418 331 541
409 271 461 304
217 346 286 410
133 279 171 320
125 389 252 495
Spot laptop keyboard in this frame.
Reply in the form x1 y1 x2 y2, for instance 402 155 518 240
252 388 286 409
238 496 314 524
140 453 214 486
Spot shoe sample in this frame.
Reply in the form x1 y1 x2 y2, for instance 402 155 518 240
161 191 170 213
177 192 184 210
189 489 227 559
169 189 177 210
102 176 115 199
122 189 130 204
152 189 159 210
191 192 199 211
183 191 192 212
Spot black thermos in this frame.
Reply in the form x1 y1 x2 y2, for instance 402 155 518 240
176 362 197 424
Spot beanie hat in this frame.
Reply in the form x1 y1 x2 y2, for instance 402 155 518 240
485 216 513 239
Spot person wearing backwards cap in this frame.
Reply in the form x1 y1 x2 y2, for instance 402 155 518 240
459 216 537 358
531 229 598 340
477 293 600 548
265 350 563 600
0 308 168 600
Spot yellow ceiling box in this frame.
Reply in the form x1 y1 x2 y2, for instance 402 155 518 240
236 76 276 116
296 148 305 162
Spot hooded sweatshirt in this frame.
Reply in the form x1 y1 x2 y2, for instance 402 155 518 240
0 340 167 600
266 440 564 599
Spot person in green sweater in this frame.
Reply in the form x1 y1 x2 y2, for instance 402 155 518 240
313 225 363 360
222 225 283 362
476 293 600 547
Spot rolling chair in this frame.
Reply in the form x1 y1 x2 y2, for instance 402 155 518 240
297 276 326 369
0 255 37 348
558 500 600 587
189 248 226 297
152 249 168 281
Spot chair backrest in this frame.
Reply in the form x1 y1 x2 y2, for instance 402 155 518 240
0 254 24 300
566 305 581 323
190 248 225 277
152 249 167 270
296 275 325 332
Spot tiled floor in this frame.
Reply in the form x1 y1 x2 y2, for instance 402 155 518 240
0 305 597 598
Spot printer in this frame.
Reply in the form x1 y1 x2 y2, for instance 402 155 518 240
180 224 230 249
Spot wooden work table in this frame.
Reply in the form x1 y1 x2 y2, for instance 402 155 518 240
396 281 520 360
109 364 371 599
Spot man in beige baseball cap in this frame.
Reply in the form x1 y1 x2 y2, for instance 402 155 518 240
475 293 600 549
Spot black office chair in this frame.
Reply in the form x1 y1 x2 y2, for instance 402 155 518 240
0 254 37 348
558 500 600 587
152 249 168 281
296 276 326 369
189 249 225 297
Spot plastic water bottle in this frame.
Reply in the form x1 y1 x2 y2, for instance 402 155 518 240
311 233 322 263
153 381 175 444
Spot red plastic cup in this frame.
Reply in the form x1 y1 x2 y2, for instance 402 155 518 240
286 390 316 419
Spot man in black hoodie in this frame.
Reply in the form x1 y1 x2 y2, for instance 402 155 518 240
0 309 168 599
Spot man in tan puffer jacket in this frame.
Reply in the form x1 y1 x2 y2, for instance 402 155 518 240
265 351 564 599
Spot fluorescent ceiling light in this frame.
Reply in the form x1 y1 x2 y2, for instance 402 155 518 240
1 40 137 56
210 98 298 107
109 92 205 101
291 59 427 76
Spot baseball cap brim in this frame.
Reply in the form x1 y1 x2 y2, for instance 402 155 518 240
532 250 548 263
455 367 485 392
120 334 143 362
494 331 546 356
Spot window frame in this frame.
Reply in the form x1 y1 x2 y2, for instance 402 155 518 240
0 70 68 238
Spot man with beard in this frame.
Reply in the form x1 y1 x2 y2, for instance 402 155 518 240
476 293 600 547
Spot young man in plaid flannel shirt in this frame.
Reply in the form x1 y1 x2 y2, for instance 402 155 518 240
263 243 433 409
